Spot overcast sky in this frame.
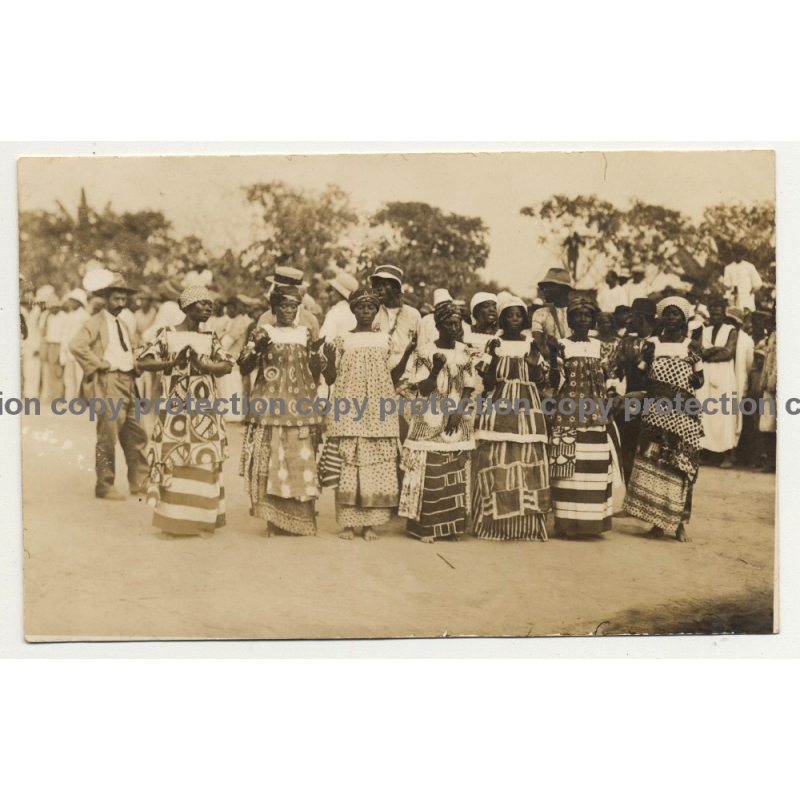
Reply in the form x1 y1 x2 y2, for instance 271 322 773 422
18 150 774 296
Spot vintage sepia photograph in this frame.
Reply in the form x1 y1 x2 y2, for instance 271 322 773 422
17 150 777 641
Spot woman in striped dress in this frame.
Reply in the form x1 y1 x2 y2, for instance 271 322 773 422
549 294 622 539
136 287 234 538
622 297 704 541
237 285 325 537
472 296 551 541
398 301 476 543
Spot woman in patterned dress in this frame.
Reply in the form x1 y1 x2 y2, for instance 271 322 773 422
549 293 622 539
237 285 325 537
472 296 551 541
622 297 704 542
136 286 234 538
397 301 476 543
319 288 413 541
594 311 621 376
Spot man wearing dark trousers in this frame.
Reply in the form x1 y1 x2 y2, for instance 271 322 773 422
69 274 149 501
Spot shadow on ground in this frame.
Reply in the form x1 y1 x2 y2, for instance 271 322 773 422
597 588 775 636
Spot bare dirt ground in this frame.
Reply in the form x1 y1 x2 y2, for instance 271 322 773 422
22 409 776 641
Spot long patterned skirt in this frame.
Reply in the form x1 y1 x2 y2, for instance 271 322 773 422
622 447 694 535
321 437 400 529
148 463 226 536
399 449 471 540
472 440 550 541
551 427 613 536
240 423 320 536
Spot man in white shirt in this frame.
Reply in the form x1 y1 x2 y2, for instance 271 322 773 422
625 265 649 305
320 270 358 341
723 244 763 312
69 275 149 501
596 269 628 313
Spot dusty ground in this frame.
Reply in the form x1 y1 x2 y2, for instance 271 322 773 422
22 408 776 641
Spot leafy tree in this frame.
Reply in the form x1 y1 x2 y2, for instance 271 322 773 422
18 189 190 292
698 201 776 273
243 182 359 284
360 201 494 305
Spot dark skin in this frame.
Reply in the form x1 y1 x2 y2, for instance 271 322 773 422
702 304 738 362
484 307 545 392
418 314 472 435
238 297 323 381
472 300 497 335
595 313 618 342
320 300 415 387
371 277 402 309
136 298 234 378
539 284 570 307
639 306 703 543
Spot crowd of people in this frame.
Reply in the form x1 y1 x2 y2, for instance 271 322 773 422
18 246 777 545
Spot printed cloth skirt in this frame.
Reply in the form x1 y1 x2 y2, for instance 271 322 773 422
400 449 471 540
622 449 693 535
472 440 550 541
147 463 226 536
551 426 613 536
321 437 400 529
240 423 320 536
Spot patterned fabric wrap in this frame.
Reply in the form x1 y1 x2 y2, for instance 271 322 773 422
404 450 471 540
475 339 548 443
549 426 578 479
148 463 225 536
641 347 703 481
348 288 381 311
472 440 550 541
551 426 613 536
622 446 693 534
239 423 321 535
140 328 233 493
553 338 609 428
318 437 343 488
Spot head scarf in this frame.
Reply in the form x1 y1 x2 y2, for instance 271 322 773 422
656 296 693 321
434 300 461 328
179 286 213 311
270 284 302 307
348 287 381 312
567 292 599 315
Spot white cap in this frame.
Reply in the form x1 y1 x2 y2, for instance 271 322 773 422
470 291 498 315
498 295 527 317
432 288 454 306
66 288 88 307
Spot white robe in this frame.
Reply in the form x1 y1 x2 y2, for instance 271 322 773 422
697 324 738 452
733 329 754 444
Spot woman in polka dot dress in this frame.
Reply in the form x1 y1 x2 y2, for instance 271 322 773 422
136 287 235 538
237 285 325 536
319 288 413 541
549 293 622 539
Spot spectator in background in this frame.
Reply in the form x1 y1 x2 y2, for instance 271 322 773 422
625 264 648 304
133 293 157 347
724 306 755 451
370 265 421 371
596 269 628 313
60 289 91 402
723 243 763 312
20 284 41 400
40 295 66 404
319 270 358 341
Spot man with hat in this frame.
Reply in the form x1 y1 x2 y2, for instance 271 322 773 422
625 264 649 304
319 269 358 342
596 268 628 313
418 288 470 347
257 266 320 341
369 265 421 370
69 275 149 500
530 267 573 346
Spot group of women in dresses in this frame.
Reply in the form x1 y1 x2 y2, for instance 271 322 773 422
133 285 706 545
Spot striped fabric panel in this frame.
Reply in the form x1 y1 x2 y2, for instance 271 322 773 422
152 465 225 536
407 451 468 539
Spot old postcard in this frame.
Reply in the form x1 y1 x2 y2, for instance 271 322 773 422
17 150 776 640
